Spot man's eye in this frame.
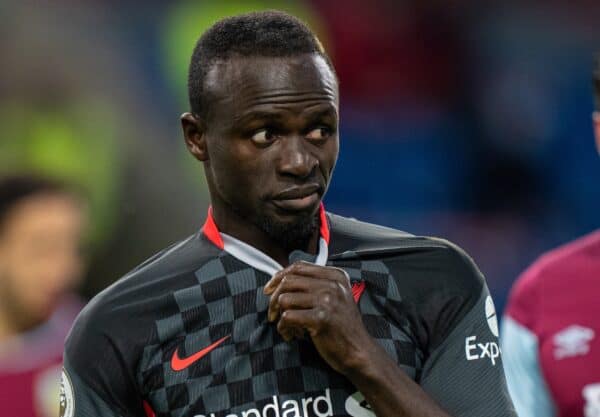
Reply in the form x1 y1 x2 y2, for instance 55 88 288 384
251 129 277 145
306 127 331 141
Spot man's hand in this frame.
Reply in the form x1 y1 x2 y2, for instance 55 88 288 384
263 261 375 375
264 261 452 417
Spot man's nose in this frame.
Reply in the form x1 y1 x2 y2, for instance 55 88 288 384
277 135 318 178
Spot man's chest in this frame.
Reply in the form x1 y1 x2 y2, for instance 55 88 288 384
138 257 422 417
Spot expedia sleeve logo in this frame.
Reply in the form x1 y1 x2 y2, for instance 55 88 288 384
59 368 75 417
464 296 502 365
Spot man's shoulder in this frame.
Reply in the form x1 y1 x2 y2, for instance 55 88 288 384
327 211 414 250
519 229 600 287
66 233 219 350
328 212 485 300
328 213 487 350
506 229 600 327
95 232 219 305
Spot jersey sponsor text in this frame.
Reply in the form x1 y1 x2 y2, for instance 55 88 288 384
465 336 501 365
193 389 333 417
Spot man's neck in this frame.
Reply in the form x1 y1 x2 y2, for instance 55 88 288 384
209 203 320 267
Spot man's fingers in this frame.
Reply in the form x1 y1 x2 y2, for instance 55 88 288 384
265 262 350 294
264 263 312 294
264 269 285 294
277 309 322 337
279 326 294 342
288 261 337 279
267 275 315 322
278 292 315 310
278 325 305 342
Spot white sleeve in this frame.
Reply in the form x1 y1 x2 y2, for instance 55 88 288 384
501 316 557 417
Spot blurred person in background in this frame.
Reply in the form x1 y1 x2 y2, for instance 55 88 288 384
0 175 86 417
501 57 600 417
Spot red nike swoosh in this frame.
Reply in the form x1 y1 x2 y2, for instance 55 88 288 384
171 335 230 371
351 281 366 303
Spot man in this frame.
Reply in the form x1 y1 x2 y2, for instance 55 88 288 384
62 11 516 417
0 175 86 417
501 57 600 417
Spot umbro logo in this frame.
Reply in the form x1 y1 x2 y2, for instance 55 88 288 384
171 335 230 371
553 325 595 360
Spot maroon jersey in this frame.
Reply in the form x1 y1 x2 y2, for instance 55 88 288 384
502 230 600 417
0 298 81 417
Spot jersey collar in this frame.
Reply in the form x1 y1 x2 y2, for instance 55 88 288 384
201 203 330 276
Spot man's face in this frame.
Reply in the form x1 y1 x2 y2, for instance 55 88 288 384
0 193 85 328
192 54 339 248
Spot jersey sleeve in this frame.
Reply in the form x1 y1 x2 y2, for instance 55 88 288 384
418 245 517 417
500 317 556 417
61 300 145 417
501 266 556 417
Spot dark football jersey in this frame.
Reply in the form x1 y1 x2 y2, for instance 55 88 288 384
61 207 516 417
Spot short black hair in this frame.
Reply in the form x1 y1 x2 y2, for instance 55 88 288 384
0 175 73 230
187 10 334 119
594 54 600 111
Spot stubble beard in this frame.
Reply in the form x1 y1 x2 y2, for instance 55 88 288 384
224 191 320 253
255 209 318 253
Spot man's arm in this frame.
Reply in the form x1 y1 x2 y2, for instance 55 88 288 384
501 265 557 417
61 300 144 417
264 262 448 417
500 316 556 417
265 256 516 417
417 282 516 417
61 358 130 417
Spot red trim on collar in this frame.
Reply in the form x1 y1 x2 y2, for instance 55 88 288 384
319 202 330 244
202 203 330 249
201 207 224 249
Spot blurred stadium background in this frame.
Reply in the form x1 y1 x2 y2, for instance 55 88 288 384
2 0 599 315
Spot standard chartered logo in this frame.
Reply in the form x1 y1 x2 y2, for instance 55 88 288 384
194 389 333 417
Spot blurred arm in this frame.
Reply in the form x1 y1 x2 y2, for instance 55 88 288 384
501 316 556 417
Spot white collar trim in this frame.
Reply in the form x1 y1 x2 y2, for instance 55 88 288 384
220 232 329 276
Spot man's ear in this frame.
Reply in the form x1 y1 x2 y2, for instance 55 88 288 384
181 112 209 161
594 112 600 156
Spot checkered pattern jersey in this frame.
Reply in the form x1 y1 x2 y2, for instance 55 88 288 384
63 212 516 417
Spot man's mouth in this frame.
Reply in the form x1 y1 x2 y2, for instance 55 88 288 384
271 184 322 211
